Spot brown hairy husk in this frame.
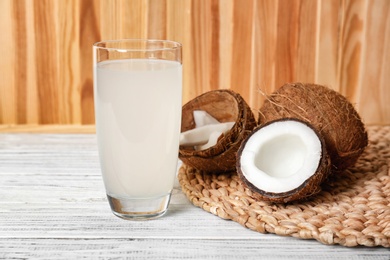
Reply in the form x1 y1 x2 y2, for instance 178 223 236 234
179 89 257 173
259 83 368 172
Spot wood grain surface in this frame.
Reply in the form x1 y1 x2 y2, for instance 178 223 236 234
0 0 389 127
1 133 389 259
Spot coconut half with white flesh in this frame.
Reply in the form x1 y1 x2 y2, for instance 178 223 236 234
237 119 332 203
179 89 257 173
180 121 235 148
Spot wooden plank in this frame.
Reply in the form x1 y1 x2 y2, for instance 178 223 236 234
316 0 341 89
338 0 366 100
295 0 319 83
274 0 318 89
12 0 28 124
25 0 40 124
79 0 100 124
0 0 16 124
166 0 192 104
147 0 167 39
33 0 60 124
274 0 298 88
58 0 82 124
218 0 234 96
230 0 255 107
357 0 390 124
252 0 278 110
188 0 219 99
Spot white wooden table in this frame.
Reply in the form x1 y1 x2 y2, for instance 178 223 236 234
0 133 389 259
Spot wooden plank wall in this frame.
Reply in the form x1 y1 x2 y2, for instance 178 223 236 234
0 0 389 127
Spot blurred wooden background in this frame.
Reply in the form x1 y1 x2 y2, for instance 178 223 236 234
0 0 389 131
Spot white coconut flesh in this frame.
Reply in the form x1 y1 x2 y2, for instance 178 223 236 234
239 120 322 193
180 110 235 150
193 110 219 126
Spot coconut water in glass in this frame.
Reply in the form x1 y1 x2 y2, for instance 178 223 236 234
93 39 182 220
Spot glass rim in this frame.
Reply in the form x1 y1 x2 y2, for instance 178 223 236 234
93 39 182 52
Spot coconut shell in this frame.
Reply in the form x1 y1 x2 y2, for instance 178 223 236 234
259 83 368 172
236 118 332 203
179 89 257 173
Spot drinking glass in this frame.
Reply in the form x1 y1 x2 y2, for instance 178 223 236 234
93 39 182 220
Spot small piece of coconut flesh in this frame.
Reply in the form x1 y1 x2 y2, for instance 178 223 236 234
239 120 322 193
180 110 234 150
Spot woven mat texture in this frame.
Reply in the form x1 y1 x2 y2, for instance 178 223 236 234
178 126 390 247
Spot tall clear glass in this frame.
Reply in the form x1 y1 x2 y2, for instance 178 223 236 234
93 39 182 220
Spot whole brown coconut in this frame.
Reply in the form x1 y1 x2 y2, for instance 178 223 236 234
179 89 257 173
259 82 368 172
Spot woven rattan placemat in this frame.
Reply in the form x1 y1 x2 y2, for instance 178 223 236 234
178 126 390 247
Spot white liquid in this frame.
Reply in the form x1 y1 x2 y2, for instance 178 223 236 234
94 59 182 198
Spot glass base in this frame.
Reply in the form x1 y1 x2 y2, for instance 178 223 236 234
107 193 171 221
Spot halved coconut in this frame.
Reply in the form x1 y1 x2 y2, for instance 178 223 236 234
259 83 368 172
237 118 332 203
179 89 257 173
